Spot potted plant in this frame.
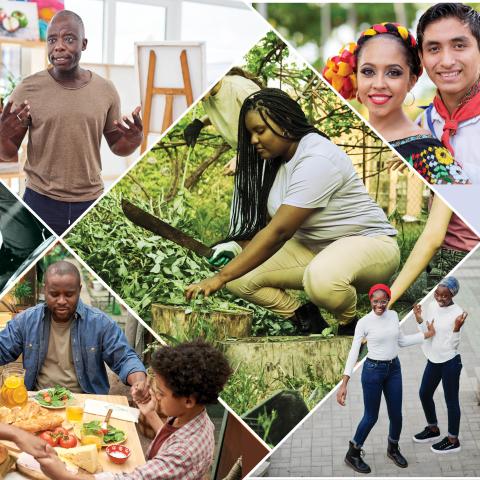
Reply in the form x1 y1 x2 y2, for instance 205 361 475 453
11 280 33 311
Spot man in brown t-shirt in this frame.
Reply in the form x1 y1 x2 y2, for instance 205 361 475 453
0 10 143 235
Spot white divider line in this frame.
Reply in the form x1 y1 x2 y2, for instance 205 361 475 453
60 239 168 346
238 3 480 239
58 27 270 241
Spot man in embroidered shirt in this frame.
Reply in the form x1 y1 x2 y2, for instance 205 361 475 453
417 3 480 182
0 10 143 234
37 340 232 480
0 260 149 397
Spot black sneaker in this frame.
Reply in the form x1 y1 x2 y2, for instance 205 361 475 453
413 426 441 443
431 436 461 454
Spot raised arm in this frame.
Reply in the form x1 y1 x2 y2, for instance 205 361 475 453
389 196 452 306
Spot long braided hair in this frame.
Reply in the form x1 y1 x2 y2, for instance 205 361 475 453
227 88 328 241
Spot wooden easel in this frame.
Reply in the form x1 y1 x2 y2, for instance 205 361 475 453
141 49 194 153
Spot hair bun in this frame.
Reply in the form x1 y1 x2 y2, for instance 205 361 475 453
323 42 357 100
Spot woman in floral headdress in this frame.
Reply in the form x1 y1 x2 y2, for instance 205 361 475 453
324 22 469 185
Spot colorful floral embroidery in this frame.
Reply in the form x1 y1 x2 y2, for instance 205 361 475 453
390 135 469 185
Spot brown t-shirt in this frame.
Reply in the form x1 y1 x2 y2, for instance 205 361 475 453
10 70 121 202
36 315 82 393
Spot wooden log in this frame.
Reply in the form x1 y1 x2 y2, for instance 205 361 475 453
219 336 353 386
151 304 253 340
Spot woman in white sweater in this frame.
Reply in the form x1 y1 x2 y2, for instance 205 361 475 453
336 284 435 474
412 276 467 454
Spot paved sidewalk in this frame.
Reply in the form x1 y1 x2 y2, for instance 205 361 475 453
253 250 480 477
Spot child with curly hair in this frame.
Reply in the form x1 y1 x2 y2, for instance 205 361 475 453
36 340 233 480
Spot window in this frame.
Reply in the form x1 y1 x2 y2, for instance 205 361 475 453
114 2 166 65
64 0 104 63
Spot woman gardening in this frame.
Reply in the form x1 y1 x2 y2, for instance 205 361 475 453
336 284 435 474
324 22 469 185
186 88 400 335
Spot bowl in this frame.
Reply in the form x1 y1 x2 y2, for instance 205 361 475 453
105 445 131 464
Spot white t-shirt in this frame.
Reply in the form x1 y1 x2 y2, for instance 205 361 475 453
343 309 424 377
203 75 260 149
417 300 463 364
419 107 480 183
267 133 397 250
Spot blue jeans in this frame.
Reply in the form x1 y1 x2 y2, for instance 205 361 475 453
419 355 462 437
353 357 402 447
23 188 95 236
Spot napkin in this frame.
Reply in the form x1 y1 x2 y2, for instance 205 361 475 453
84 399 140 423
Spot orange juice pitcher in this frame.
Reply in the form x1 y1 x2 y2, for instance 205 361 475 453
0 365 28 408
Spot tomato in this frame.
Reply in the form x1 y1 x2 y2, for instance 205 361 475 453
38 431 58 447
58 434 77 449
53 427 69 436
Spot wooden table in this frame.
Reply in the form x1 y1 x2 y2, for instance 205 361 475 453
3 393 146 478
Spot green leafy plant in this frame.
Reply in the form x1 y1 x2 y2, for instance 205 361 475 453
11 280 32 306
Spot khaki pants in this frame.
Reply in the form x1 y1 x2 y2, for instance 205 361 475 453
227 235 400 323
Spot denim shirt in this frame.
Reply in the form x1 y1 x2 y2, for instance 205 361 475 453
0 300 146 393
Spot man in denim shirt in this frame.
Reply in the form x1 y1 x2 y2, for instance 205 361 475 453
0 261 149 397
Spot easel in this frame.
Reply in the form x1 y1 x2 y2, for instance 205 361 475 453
141 49 194 153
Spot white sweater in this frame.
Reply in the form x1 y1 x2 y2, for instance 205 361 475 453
417 301 462 364
343 310 424 377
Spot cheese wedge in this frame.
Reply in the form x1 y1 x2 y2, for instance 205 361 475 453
55 444 99 474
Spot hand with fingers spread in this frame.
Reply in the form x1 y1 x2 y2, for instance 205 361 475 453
185 275 226 301
114 106 143 144
453 311 467 332
0 100 30 160
106 106 143 156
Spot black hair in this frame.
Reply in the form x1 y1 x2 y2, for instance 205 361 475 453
44 260 81 285
50 10 85 38
355 25 423 78
417 3 480 51
151 340 232 405
227 88 328 241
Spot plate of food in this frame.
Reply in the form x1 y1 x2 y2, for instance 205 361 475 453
33 386 73 409
74 421 127 447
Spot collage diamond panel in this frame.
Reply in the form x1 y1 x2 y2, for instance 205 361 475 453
0 1 479 479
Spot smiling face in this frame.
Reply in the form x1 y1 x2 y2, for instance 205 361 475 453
434 285 454 307
245 109 298 162
420 17 480 107
47 15 87 73
44 273 81 323
370 289 389 316
357 35 417 119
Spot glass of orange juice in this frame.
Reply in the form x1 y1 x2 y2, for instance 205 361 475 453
0 365 28 408
66 398 84 424
81 428 104 452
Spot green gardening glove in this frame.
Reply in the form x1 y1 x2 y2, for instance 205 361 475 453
209 241 242 267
